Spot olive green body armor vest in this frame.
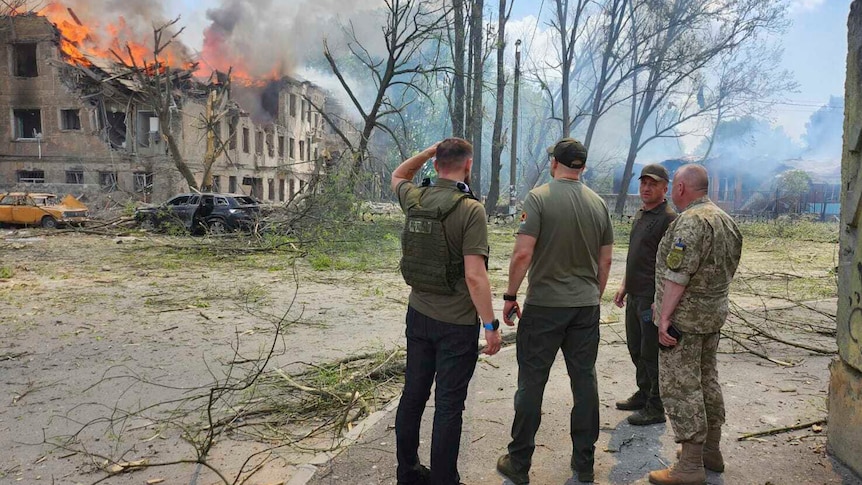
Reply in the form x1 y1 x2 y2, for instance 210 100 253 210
400 187 470 295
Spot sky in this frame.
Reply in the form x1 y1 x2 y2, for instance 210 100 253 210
167 0 850 142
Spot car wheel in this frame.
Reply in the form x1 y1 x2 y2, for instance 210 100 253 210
41 216 58 229
208 218 227 234
140 218 155 231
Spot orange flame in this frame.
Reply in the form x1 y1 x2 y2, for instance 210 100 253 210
34 2 277 84
36 2 194 72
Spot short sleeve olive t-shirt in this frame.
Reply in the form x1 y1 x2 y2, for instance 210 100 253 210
397 179 489 325
518 179 613 307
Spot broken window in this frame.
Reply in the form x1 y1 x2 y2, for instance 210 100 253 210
66 170 84 184
290 94 297 117
242 127 250 153
289 178 296 199
60 109 81 131
299 140 305 161
279 178 285 202
268 178 275 201
133 172 153 193
212 175 221 193
301 100 306 122
136 112 159 147
105 111 127 149
213 121 221 144
13 109 42 139
229 176 237 193
229 115 238 150
299 179 306 192
255 131 263 155
13 43 38 77
278 135 284 157
289 137 295 159
99 172 118 191
266 132 274 157
17 170 45 184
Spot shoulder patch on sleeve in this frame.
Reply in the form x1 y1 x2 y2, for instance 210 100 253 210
666 238 686 270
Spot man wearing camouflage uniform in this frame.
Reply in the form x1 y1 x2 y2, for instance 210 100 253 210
649 164 742 485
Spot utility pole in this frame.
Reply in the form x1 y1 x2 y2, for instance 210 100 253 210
509 39 522 216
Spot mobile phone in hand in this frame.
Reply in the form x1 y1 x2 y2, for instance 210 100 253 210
506 306 518 321
659 324 682 350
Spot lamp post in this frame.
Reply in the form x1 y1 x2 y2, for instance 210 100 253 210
509 38 521 217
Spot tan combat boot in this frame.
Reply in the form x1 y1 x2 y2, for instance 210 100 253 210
703 427 725 472
675 428 724 472
649 442 707 485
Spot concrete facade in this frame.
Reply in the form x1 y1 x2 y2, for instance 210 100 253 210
0 15 326 205
830 0 862 477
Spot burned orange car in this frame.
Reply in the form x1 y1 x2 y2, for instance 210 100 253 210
0 192 89 228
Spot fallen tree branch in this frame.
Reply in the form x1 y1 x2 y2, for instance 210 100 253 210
737 418 827 441
720 330 795 367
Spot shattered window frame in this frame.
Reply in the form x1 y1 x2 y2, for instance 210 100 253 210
133 172 153 194
13 43 38 78
17 169 45 184
65 170 84 184
268 178 275 201
242 127 250 153
289 137 295 159
99 171 118 192
255 130 264 155
13 109 42 140
212 175 221 193
60 109 82 131
229 176 237 193
278 135 284 158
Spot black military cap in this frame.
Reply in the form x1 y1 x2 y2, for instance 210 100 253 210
638 164 670 182
551 138 588 168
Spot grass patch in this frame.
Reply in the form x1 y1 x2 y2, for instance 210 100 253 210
305 220 402 272
0 266 13 279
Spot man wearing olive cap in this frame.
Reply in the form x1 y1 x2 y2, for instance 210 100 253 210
613 164 677 426
497 138 613 484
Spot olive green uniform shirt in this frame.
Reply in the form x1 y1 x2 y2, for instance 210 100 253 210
397 179 489 325
518 178 614 307
655 196 743 334
625 200 677 298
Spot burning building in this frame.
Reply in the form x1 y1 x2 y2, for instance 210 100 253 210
0 11 329 204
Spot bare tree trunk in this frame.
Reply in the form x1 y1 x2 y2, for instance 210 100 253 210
485 0 511 214
469 0 485 195
451 0 467 138
164 128 198 191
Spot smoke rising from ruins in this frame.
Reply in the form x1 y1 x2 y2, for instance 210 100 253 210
200 0 385 81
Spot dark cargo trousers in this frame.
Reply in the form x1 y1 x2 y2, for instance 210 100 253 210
625 295 663 411
507 304 600 475
395 306 479 485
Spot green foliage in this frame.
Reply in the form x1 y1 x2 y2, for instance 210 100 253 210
0 266 13 279
777 169 812 197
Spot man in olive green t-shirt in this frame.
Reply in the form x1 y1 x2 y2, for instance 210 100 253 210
391 138 502 485
497 138 613 485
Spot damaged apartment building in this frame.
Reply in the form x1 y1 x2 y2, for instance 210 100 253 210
0 14 328 204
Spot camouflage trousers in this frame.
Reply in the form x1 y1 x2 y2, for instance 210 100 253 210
658 331 725 443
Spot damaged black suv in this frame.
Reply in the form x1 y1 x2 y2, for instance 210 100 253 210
134 193 262 234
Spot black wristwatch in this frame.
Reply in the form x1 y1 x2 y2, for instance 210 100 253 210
503 293 517 301
483 319 500 331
